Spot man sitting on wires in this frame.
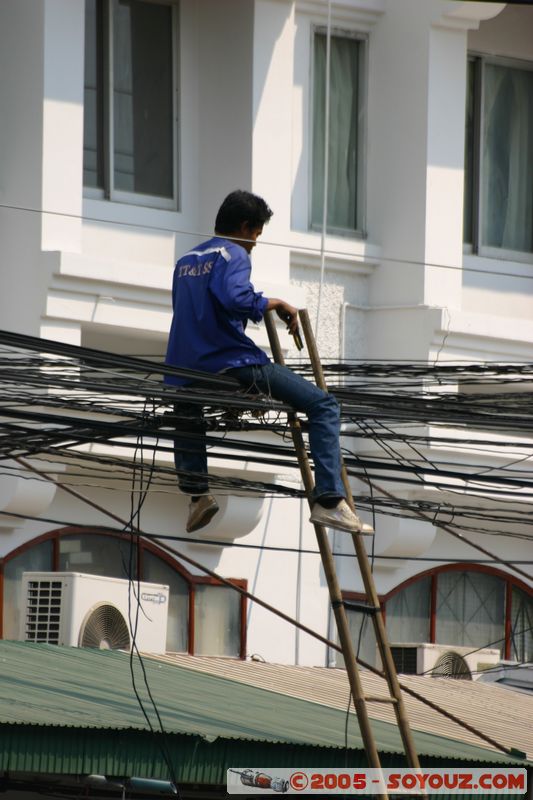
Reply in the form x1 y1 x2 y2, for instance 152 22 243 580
165 189 373 536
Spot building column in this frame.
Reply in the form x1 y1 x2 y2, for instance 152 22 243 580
41 0 85 253
251 0 295 285
366 0 504 358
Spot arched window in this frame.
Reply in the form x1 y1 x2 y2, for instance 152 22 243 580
342 565 533 667
1 528 246 658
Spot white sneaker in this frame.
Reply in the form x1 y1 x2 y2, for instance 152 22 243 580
309 499 374 535
186 494 219 533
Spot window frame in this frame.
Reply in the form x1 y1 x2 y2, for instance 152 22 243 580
464 52 533 263
309 25 368 239
343 563 533 662
84 0 180 211
1 527 246 658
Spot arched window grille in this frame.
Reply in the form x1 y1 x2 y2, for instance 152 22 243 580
1 528 246 658
342 565 533 668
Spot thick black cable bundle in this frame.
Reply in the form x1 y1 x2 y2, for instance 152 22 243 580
1 328 533 541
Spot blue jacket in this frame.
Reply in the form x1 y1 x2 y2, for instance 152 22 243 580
165 236 270 386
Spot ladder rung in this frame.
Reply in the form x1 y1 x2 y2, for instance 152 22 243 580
364 695 398 704
343 600 380 614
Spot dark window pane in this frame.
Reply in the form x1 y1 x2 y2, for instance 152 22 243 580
338 607 376 668
481 63 533 252
83 0 104 188
510 586 533 662
194 585 240 657
113 0 173 198
463 59 475 245
436 571 505 653
386 576 431 644
312 34 360 231
143 551 189 653
58 533 136 579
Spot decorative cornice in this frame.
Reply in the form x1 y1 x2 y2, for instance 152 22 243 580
57 251 172 293
431 310 533 361
296 0 385 29
0 459 63 530
435 1 506 32
291 248 378 276
42 250 172 333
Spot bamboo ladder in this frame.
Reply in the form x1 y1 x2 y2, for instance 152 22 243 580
264 309 424 798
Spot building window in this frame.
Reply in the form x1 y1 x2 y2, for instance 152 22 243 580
194 584 242 658
511 586 533 662
311 30 365 235
83 0 178 208
58 531 136 577
435 570 504 650
464 56 533 257
1 530 245 657
336 603 376 669
386 575 431 644
342 566 533 668
143 549 189 653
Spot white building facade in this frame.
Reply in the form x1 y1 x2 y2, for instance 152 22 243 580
0 0 531 670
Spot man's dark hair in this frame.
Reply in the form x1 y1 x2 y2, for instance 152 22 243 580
215 190 273 234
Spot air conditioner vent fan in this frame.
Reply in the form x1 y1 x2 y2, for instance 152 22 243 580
79 603 131 650
432 650 472 680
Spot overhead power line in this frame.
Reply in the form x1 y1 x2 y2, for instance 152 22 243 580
0 328 531 582
2 199 533 283
2 329 533 529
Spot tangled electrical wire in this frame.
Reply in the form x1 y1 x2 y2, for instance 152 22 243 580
1 328 533 545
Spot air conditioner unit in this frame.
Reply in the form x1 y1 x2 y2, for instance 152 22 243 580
387 642 501 681
21 572 169 654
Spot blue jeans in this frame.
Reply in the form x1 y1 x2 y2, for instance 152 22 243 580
173 399 210 495
173 362 346 500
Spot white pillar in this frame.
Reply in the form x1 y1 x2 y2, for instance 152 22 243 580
251 0 295 285
423 0 505 308
0 1 46 334
41 0 85 252
368 0 433 308
195 0 254 235
423 21 467 310
366 0 505 357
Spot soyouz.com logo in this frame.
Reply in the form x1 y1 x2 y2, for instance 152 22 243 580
227 768 527 794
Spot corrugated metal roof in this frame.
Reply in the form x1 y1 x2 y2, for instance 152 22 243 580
0 641 528 768
150 652 533 763
0 725 371 783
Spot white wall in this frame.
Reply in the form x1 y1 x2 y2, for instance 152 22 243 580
0 0 532 670
0 1 47 336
